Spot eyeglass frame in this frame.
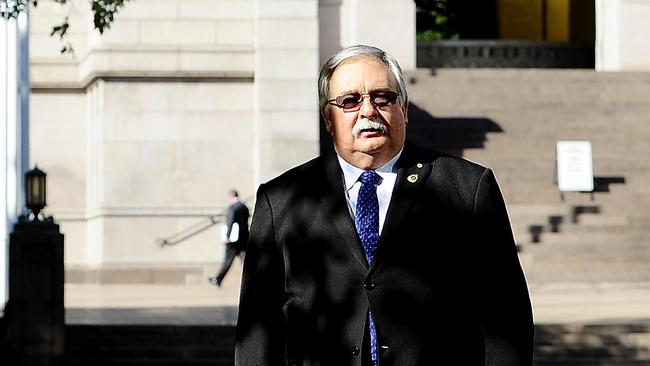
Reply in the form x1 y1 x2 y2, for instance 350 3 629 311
326 90 401 112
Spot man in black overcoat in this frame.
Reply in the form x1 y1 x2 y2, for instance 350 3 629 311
210 189 249 287
235 45 533 365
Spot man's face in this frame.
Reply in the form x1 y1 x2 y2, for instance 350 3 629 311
324 57 408 169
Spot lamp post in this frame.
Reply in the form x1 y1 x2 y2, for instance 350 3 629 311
8 165 64 365
23 166 46 222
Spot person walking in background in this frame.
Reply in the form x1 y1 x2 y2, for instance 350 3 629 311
235 45 533 365
209 189 249 287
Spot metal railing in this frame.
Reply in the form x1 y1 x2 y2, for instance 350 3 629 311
156 214 225 247
156 196 254 248
417 40 594 69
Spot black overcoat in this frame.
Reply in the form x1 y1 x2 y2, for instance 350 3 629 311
226 200 250 251
235 143 533 366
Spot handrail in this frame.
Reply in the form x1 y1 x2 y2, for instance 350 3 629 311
156 195 255 248
156 214 225 248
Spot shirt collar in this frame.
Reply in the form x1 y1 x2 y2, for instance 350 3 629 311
337 148 403 191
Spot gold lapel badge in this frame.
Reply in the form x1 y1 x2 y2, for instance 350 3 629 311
416 163 423 168
407 174 419 183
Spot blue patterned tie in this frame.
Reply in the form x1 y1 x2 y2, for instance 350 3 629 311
355 170 381 366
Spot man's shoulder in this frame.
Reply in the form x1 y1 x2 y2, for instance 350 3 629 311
261 155 328 192
403 143 488 176
233 200 249 211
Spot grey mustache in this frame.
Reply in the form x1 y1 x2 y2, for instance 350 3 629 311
352 120 387 137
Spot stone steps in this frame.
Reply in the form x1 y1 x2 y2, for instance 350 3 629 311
406 68 650 284
65 264 217 285
523 242 650 264
533 323 650 366
578 214 629 226
535 229 640 243
525 262 650 283
477 137 650 154
65 325 235 366
513 223 634 246
63 322 650 366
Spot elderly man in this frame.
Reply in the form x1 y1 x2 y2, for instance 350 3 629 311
235 45 533 366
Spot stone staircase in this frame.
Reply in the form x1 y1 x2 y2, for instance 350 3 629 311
60 68 650 366
405 68 650 284
65 325 235 366
534 323 650 366
62 323 650 366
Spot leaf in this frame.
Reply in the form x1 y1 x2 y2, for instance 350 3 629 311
92 0 130 34
49 18 69 39
1 0 25 19
60 42 74 54
4 0 131 55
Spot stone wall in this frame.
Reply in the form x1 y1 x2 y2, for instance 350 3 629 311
319 0 416 69
29 0 317 271
596 0 650 71
28 0 416 276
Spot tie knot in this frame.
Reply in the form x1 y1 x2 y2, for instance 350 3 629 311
359 170 381 185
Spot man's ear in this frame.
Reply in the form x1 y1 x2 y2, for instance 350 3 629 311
321 108 333 133
401 97 409 125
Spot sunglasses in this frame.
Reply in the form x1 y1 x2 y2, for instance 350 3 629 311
327 90 400 112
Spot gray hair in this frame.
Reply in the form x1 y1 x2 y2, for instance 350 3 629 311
318 45 408 110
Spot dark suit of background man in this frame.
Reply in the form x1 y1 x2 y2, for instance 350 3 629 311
209 189 249 287
235 45 533 365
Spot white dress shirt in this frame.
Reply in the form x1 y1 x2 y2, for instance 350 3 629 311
337 150 403 235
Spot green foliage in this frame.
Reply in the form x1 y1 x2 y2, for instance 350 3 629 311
49 16 68 38
1 0 130 53
91 0 129 34
417 30 460 42
49 16 72 53
0 0 36 19
414 0 459 41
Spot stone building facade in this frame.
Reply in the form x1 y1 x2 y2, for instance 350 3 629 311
23 0 415 277
3 0 650 283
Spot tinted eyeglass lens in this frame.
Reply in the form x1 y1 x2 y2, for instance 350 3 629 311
334 91 398 111
371 91 398 107
338 94 363 110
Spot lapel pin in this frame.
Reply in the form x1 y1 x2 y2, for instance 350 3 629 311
407 174 418 183
416 163 423 168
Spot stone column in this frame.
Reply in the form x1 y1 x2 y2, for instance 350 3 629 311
85 81 105 267
253 0 320 185
1 10 29 316
337 0 416 70
595 0 622 71
319 0 343 64
0 15 18 319
596 0 650 71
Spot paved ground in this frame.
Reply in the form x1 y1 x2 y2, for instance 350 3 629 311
65 265 650 326
529 281 650 324
65 264 243 325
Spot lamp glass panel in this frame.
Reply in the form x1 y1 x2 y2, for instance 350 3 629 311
26 174 45 207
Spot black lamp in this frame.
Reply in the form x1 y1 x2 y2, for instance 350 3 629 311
25 166 47 220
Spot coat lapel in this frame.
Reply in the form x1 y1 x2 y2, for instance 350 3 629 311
317 144 439 272
319 153 369 269
372 143 435 271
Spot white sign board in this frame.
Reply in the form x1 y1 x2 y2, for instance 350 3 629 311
556 141 594 192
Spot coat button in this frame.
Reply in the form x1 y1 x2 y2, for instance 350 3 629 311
364 281 376 290
352 346 360 356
